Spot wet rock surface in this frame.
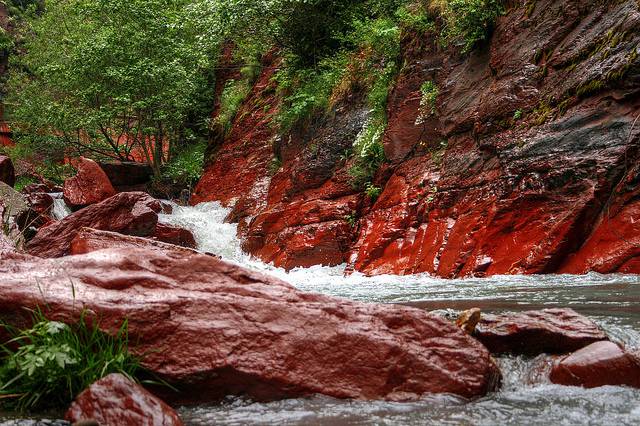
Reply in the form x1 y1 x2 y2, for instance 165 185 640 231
550 341 640 388
65 373 183 426
70 227 198 256
26 192 161 258
63 157 116 208
0 248 501 403
153 223 197 249
192 0 640 276
474 308 608 355
0 154 15 187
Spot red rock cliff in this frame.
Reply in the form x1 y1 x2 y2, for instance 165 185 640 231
193 0 640 277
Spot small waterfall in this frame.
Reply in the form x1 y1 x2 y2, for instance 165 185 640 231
49 193 72 220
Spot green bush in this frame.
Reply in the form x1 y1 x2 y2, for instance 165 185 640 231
440 0 504 52
161 141 206 188
416 80 439 124
0 310 140 411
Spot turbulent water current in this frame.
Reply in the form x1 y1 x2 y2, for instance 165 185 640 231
159 202 640 426
1 201 638 425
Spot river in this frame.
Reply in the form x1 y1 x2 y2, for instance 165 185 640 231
156 201 640 426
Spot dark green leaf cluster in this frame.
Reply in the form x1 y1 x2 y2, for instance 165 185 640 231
0 309 140 411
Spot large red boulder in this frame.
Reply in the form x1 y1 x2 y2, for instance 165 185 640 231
153 223 197 249
0 248 500 403
66 373 183 426
550 341 640 388
70 227 198 256
474 309 607 355
26 192 161 258
0 155 15 187
63 157 117 208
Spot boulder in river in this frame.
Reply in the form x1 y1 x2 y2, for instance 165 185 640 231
153 223 197 249
70 227 198 256
0 247 501 403
26 192 161 258
66 373 183 426
0 155 15 187
63 157 116 208
474 308 607 355
550 341 640 389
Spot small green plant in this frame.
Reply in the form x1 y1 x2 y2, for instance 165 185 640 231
513 109 523 120
416 80 439 124
364 182 382 201
215 79 253 135
349 119 386 189
438 0 505 52
344 211 359 228
13 176 38 193
161 141 206 189
0 309 141 411
396 3 436 33
268 156 282 175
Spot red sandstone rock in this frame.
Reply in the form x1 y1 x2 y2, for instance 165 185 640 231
66 373 183 426
71 227 198 256
98 161 152 188
63 157 116 208
26 192 161 258
0 248 500 403
191 1 640 276
550 341 640 388
474 309 607 355
153 223 197 249
190 53 281 207
0 155 15 187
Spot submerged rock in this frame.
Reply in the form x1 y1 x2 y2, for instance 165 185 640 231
550 341 640 388
0 154 15 187
66 373 183 426
0 248 500 403
474 308 607 355
63 157 116 208
26 192 161 258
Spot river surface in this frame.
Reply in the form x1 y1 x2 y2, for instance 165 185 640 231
157 202 640 426
1 201 638 425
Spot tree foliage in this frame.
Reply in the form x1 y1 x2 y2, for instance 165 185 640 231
6 0 218 174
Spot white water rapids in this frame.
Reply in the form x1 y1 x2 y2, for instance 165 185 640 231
158 201 640 426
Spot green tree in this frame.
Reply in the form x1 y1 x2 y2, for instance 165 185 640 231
6 0 218 175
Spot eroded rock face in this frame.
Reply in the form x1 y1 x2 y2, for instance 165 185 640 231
63 157 117 208
26 192 161 258
0 155 15 187
0 248 500 403
66 373 183 426
192 0 640 276
550 341 640 388
474 309 607 355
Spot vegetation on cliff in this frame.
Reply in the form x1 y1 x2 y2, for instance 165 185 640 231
1 0 504 187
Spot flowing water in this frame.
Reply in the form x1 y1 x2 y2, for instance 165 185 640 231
158 202 640 426
2 201 638 425
49 194 72 221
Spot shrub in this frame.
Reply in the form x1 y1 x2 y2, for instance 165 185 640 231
160 141 206 189
0 310 140 411
438 0 504 52
416 80 439 124
364 182 382 200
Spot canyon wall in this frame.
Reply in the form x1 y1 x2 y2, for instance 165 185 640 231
192 0 640 277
